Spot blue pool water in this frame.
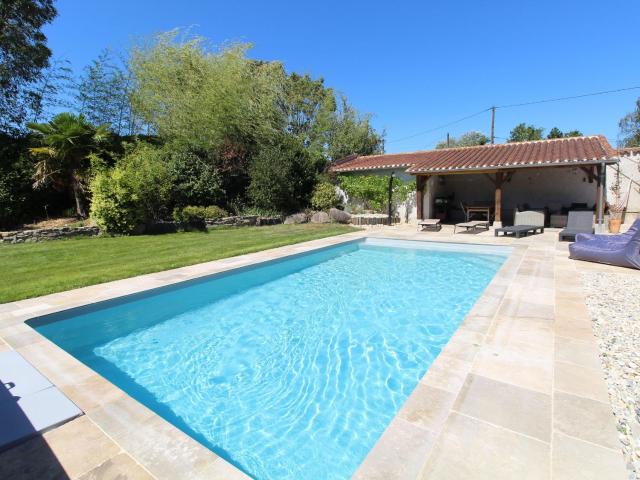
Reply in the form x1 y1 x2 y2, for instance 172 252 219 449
30 239 507 479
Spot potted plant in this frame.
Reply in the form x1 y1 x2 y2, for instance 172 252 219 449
608 167 625 233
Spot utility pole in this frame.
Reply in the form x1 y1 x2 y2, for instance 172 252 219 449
490 106 496 144
387 172 395 226
446 132 450 148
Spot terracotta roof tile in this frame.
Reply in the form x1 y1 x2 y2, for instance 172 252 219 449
330 135 618 174
620 146 640 156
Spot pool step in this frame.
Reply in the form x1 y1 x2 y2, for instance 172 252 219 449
0 350 83 451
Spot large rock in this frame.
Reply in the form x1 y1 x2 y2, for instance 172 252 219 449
284 213 308 224
329 208 351 224
310 211 330 224
257 216 282 226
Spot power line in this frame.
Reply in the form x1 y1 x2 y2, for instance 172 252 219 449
495 86 640 109
386 108 490 144
387 85 640 144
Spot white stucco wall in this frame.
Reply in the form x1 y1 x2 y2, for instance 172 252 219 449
607 152 640 224
341 164 622 225
420 166 600 225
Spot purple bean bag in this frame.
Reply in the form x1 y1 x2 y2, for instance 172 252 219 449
575 218 640 243
569 220 640 269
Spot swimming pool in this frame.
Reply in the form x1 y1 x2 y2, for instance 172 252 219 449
30 238 508 479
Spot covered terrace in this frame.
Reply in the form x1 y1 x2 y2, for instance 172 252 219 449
332 136 620 230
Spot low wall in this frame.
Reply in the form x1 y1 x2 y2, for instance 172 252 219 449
0 226 100 244
1 216 284 244
206 216 282 226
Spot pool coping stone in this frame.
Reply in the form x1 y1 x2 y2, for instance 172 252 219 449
0 228 628 479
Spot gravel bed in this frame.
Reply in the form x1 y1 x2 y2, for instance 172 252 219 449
581 272 640 480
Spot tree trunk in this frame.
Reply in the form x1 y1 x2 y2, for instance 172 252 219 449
72 177 87 218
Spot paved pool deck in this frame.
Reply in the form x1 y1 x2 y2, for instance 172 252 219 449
0 226 634 479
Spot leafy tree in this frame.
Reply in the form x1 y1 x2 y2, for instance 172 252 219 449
547 127 583 139
508 123 544 142
248 136 316 213
436 131 489 149
28 113 111 217
327 97 384 161
0 134 35 226
130 31 281 151
29 58 74 123
278 72 336 168
0 0 57 131
76 50 140 135
565 130 583 137
619 98 640 148
546 127 563 139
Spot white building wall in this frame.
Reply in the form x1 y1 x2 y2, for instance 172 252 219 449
341 165 617 225
422 166 599 224
607 152 640 225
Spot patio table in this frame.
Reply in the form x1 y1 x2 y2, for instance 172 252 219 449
464 205 492 222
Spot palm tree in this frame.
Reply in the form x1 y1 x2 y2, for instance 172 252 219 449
28 113 110 218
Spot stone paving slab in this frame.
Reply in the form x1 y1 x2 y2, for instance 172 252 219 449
0 350 82 452
0 227 630 479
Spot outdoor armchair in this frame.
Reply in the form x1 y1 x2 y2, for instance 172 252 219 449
559 211 594 242
569 226 640 269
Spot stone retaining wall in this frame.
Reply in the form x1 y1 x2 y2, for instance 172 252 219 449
0 226 100 244
206 215 282 226
1 216 284 244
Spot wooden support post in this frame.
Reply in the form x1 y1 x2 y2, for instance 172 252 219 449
416 176 426 220
595 163 603 228
494 171 503 225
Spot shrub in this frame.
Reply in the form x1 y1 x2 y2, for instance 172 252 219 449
169 146 224 208
90 143 175 234
0 154 32 227
248 137 316 213
172 205 228 230
0 134 64 228
338 174 414 212
310 182 342 211
172 205 206 229
203 205 227 220
90 168 144 234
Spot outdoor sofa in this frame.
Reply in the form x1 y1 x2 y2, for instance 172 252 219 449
559 211 594 242
495 210 545 239
569 219 640 269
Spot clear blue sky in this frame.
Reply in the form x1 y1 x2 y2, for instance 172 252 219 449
44 0 640 153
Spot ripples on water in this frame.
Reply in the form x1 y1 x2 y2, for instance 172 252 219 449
39 242 505 480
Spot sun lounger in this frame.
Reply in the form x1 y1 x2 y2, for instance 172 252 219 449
495 225 544 238
495 210 545 238
417 219 442 232
559 211 594 242
454 220 490 233
569 224 640 269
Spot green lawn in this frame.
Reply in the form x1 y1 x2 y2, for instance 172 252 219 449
0 224 359 303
